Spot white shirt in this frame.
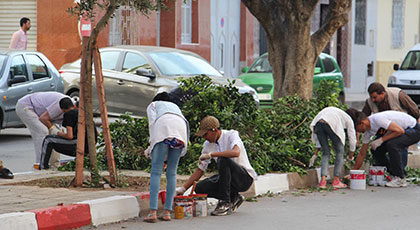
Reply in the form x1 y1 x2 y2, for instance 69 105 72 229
362 110 417 144
9 29 27 50
310 107 357 151
198 130 257 180
147 102 188 156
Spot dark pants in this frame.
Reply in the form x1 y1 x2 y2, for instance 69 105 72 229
372 124 420 178
41 135 77 169
195 157 253 202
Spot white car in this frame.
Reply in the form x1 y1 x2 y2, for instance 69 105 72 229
388 43 420 106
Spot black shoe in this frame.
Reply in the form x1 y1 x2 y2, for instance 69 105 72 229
231 194 244 212
0 168 13 179
211 200 232 216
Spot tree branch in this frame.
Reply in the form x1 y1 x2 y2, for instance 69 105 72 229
90 0 118 44
310 0 351 56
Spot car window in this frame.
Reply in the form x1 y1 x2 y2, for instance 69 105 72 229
149 52 222 77
315 58 321 68
27 54 49 80
0 55 6 79
249 55 272 73
400 51 420 70
323 57 336 73
101 51 120 70
10 55 28 81
122 52 149 72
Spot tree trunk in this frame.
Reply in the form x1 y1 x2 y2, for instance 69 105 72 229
241 0 351 100
266 22 316 100
80 2 119 186
84 39 100 184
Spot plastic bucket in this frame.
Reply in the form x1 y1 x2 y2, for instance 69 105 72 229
350 170 366 190
369 166 377 186
375 166 387 186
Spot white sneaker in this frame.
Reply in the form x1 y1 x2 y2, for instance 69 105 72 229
386 177 406 188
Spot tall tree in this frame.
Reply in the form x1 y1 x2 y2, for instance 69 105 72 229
241 0 351 100
68 0 167 185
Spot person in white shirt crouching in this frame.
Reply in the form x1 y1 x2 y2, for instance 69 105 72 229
176 116 257 216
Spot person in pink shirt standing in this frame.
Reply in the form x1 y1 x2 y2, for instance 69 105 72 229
9 17 31 50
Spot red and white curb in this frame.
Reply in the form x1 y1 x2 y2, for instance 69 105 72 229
0 191 166 230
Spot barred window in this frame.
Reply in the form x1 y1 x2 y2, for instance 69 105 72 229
355 0 366 45
181 0 192 44
392 0 405 48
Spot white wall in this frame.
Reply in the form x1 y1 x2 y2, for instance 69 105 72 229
210 0 241 78
349 0 378 93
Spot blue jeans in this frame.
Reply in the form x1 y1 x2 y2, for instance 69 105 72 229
314 122 345 177
150 141 182 210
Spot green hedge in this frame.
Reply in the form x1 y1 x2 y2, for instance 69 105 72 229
59 75 346 175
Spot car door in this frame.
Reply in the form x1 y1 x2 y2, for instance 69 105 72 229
111 51 159 116
93 50 122 114
3 54 33 126
26 54 57 92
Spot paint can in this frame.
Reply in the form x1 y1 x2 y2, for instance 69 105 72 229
192 194 207 217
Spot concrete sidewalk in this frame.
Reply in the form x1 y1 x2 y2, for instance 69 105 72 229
344 91 369 110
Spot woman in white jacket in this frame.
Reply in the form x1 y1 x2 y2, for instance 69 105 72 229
143 92 189 222
310 107 356 189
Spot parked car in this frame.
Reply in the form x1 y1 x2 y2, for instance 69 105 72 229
0 49 64 130
388 43 420 107
239 52 345 108
60 45 258 117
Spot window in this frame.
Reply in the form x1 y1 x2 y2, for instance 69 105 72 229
323 58 336 73
232 44 236 68
27 54 49 80
315 58 322 68
400 51 420 70
181 0 192 43
148 52 222 77
122 52 149 71
392 0 404 48
100 51 120 70
249 55 272 73
10 55 28 81
355 0 366 45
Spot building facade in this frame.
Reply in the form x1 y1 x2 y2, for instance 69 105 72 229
376 0 420 85
0 0 259 78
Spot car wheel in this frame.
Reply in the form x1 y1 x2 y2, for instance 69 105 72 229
69 91 80 103
339 92 345 104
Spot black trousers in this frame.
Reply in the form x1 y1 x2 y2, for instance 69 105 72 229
195 157 253 202
372 124 420 178
40 135 77 169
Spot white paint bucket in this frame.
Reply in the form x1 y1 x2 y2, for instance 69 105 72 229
350 170 366 190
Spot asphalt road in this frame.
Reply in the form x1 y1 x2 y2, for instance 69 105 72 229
0 128 74 173
82 185 420 230
0 128 36 173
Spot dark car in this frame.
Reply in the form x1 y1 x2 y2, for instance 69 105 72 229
0 49 64 129
60 45 258 117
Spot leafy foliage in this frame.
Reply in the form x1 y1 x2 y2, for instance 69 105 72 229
67 0 168 20
60 76 345 175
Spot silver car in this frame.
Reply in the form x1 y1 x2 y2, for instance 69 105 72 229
0 49 64 129
60 45 258 117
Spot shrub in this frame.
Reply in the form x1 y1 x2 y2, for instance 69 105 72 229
59 76 345 175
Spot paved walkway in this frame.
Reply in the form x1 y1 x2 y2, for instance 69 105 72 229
0 170 190 215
